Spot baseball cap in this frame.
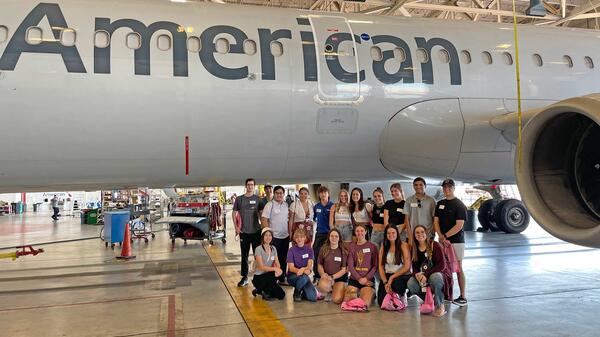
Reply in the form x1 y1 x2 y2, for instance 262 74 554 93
441 179 455 187
261 227 273 236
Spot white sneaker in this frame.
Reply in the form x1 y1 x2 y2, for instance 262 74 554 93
409 294 423 305
325 293 332 302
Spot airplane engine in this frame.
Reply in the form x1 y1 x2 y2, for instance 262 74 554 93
517 95 600 248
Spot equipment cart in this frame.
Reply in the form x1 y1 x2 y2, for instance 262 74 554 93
157 199 226 245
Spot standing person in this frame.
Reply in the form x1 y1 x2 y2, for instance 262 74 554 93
346 225 378 307
377 225 412 307
233 178 262 287
371 188 386 250
330 189 353 243
261 186 290 284
287 229 318 302
313 186 334 283
384 183 406 233
289 187 315 246
258 183 273 215
252 228 285 301
403 177 436 245
434 179 468 307
51 194 60 220
349 188 373 241
316 228 348 304
407 225 447 317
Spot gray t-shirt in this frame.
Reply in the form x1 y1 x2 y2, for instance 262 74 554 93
403 194 436 235
233 194 261 234
254 245 278 276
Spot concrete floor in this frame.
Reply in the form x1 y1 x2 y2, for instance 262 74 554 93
0 210 599 337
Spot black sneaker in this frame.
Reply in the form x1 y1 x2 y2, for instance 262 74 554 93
237 277 248 287
251 289 258 297
262 292 275 301
293 289 302 302
452 296 468 307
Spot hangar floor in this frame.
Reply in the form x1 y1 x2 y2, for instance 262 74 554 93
0 211 599 337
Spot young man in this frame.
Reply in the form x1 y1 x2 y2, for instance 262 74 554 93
403 177 436 244
51 195 60 220
258 183 273 215
434 178 468 307
233 178 262 287
261 186 290 283
312 186 333 282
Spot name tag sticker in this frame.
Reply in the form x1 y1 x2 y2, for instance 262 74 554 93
302 253 309 259
439 205 445 210
274 209 281 214
396 208 401 212
316 209 322 213
250 200 256 205
334 256 342 262
411 203 418 208
363 248 371 253
379 213 384 217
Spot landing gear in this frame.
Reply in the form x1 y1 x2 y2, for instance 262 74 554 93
477 198 530 233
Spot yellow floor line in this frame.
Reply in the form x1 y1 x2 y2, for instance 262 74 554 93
204 244 291 337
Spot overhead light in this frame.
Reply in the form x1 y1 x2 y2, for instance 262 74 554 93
170 0 187 3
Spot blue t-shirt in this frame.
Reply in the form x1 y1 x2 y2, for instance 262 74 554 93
313 201 333 234
286 245 314 276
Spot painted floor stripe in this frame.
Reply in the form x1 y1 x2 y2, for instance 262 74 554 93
204 243 291 337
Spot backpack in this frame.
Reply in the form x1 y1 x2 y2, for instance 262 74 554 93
341 298 368 312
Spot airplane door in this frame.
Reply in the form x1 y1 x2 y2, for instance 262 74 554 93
308 16 362 104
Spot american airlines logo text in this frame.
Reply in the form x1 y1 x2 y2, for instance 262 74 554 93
0 3 462 85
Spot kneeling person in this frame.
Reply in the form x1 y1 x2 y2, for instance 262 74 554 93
252 228 285 300
287 229 318 302
346 225 378 307
317 228 348 304
377 225 412 308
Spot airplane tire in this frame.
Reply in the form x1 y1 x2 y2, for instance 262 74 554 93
478 200 502 232
494 199 530 234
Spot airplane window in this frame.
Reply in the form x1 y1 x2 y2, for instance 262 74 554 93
215 38 229 54
481 51 492 65
584 56 594 69
157 34 171 51
563 55 573 68
416 48 429 63
0 26 8 43
126 32 141 50
460 50 472 64
370 46 383 61
502 52 513 66
25 27 43 45
243 39 256 55
187 36 201 53
270 41 283 57
393 47 406 62
438 49 450 63
533 53 543 67
60 28 76 47
94 31 110 48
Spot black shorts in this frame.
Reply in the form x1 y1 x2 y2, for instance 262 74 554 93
334 274 348 283
348 278 374 290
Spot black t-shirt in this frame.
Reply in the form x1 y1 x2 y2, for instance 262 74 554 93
435 198 468 244
384 199 406 227
258 197 270 213
372 204 386 225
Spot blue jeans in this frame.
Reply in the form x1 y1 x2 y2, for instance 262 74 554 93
370 231 384 251
287 274 317 302
407 272 444 307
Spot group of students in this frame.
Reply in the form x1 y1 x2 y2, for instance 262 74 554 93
233 177 468 317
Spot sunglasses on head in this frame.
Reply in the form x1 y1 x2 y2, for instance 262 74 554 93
417 199 422 208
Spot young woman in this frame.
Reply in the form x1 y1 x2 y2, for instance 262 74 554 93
349 188 373 242
384 183 406 240
407 225 447 317
289 187 315 246
317 228 348 304
377 225 411 307
329 189 353 243
252 228 286 300
346 224 378 307
287 229 318 302
371 188 386 250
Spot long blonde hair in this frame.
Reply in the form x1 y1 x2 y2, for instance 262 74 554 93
336 189 350 213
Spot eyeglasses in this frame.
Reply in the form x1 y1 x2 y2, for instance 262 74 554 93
417 199 422 208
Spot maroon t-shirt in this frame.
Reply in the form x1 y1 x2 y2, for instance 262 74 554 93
318 246 347 276
347 241 379 281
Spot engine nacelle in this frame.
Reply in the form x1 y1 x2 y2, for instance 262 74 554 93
517 95 600 248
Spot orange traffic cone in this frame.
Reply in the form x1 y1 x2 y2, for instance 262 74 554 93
116 226 136 260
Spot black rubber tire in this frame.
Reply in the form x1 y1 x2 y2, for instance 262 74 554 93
478 200 501 232
494 199 530 234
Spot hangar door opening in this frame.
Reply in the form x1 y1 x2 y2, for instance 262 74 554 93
308 16 361 104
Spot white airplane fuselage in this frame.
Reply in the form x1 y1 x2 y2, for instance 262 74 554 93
1 0 598 192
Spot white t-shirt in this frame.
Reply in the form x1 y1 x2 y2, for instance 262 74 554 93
290 200 314 223
262 201 289 239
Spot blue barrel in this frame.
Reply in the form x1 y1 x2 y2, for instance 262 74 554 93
104 211 130 244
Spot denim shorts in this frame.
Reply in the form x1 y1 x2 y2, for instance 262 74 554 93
336 223 353 242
